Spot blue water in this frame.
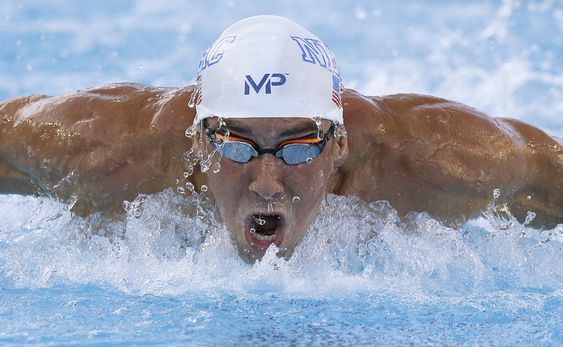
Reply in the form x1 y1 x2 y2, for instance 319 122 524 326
1 1 563 345
1 191 562 345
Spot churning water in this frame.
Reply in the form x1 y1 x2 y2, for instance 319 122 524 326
1 190 562 345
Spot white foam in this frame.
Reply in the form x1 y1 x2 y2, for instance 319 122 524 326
1 190 561 300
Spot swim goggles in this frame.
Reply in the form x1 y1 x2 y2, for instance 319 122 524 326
203 120 335 165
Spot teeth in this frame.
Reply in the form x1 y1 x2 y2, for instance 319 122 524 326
250 231 277 241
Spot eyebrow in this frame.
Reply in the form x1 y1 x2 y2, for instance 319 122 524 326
223 122 319 140
279 125 319 139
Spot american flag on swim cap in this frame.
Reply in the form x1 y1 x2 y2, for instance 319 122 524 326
331 74 342 109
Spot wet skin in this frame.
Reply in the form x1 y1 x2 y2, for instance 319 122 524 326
199 118 347 261
0 83 562 259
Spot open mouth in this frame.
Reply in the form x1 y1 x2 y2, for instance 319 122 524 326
244 213 285 252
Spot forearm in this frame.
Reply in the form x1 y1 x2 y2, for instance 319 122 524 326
0 160 36 194
500 118 563 226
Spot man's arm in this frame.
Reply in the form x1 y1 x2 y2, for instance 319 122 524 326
3 85 561 225
0 161 38 195
0 83 198 216
336 89 562 227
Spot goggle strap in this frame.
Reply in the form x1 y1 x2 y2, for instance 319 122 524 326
214 133 256 145
216 133 321 149
278 137 322 147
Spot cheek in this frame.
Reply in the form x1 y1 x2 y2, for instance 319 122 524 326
285 161 333 222
208 167 244 212
286 156 334 197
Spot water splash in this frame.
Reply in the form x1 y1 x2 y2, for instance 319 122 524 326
176 118 227 197
0 190 561 297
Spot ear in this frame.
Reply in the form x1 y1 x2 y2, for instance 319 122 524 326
332 131 348 168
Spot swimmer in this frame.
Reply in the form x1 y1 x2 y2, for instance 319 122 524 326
0 15 561 261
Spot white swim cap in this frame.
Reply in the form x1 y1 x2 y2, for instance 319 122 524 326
192 15 343 124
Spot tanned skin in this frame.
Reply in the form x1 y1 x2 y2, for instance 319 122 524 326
0 83 561 226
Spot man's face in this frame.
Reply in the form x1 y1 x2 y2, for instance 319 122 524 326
201 117 348 262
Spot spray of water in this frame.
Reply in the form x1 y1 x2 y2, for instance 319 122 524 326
0 189 561 297
177 112 227 197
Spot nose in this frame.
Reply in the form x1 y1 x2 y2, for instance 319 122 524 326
248 154 284 200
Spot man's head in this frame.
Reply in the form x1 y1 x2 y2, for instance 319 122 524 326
190 15 347 261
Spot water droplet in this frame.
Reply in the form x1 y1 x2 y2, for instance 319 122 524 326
188 79 202 109
524 211 536 225
185 182 195 192
306 157 313 163
292 196 301 204
188 95 196 108
200 185 208 192
250 228 256 234
526 195 532 200
183 171 190 179
177 187 185 194
493 188 501 200
255 216 266 225
335 124 347 138
185 125 197 138
267 201 273 213
312 116 323 139
212 162 221 173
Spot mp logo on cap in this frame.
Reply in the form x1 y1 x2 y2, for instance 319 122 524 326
244 73 288 95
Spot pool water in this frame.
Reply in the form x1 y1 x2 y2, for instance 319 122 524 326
1 0 562 345
1 192 562 345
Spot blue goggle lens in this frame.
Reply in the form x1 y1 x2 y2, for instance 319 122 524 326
276 143 321 165
217 141 322 165
206 121 334 165
217 141 257 163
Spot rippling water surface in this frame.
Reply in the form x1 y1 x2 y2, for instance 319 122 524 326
1 191 562 345
1 0 562 345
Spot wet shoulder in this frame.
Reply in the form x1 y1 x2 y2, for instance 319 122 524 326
342 90 526 147
1 83 194 138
